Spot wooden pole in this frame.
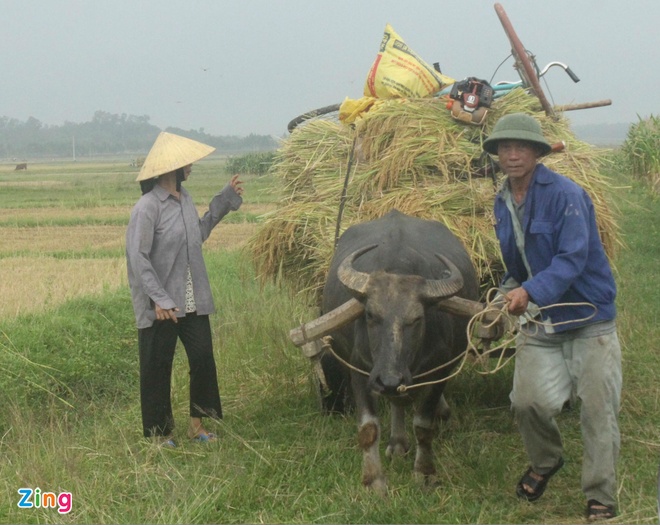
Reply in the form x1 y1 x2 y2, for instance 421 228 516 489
554 99 612 112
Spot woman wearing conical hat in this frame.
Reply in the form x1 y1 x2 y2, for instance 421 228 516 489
126 132 243 447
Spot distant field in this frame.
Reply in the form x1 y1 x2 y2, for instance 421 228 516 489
0 159 275 318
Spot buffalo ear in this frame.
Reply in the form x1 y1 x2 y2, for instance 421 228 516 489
420 255 464 302
337 244 378 297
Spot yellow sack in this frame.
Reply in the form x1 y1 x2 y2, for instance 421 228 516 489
364 24 454 99
339 96 382 124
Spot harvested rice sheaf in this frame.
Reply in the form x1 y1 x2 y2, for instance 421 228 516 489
248 89 620 303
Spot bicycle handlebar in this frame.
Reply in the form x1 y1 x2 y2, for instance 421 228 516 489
565 66 580 83
538 61 580 83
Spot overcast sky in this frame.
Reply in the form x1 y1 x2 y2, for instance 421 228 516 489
2 0 658 137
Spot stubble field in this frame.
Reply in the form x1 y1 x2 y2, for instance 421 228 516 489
0 160 269 318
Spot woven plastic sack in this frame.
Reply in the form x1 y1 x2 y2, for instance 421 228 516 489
364 24 454 99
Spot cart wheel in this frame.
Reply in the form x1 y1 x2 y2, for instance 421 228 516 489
494 3 556 119
287 103 342 133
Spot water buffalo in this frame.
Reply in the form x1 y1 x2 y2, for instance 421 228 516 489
319 209 479 492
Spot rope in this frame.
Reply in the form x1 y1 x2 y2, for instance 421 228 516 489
398 289 598 391
321 336 369 377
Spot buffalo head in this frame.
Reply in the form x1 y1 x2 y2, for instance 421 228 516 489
337 244 464 395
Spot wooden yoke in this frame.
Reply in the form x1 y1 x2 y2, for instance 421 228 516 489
289 299 364 347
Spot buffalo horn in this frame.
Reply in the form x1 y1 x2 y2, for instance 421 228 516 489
337 244 378 296
420 255 464 301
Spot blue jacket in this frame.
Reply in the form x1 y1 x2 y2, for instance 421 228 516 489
494 164 617 332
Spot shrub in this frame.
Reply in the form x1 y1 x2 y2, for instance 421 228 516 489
225 151 276 176
620 115 660 194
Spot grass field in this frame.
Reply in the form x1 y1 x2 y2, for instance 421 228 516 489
0 158 658 524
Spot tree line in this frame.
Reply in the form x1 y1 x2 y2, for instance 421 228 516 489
0 111 278 159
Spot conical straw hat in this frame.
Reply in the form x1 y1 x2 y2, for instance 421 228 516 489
136 132 216 181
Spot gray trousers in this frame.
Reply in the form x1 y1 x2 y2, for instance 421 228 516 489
510 323 622 506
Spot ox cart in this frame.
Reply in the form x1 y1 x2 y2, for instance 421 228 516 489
280 3 613 493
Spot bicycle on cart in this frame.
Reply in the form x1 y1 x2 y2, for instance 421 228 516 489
287 3 610 132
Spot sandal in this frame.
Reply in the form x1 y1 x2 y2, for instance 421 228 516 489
587 499 616 520
516 457 564 501
190 432 217 443
158 437 177 449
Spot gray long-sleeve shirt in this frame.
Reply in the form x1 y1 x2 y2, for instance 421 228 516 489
126 182 242 329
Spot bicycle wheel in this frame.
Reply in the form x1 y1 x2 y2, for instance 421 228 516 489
494 3 556 119
287 103 342 133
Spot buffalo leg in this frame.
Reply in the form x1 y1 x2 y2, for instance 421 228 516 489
353 373 387 494
413 421 436 483
319 352 351 413
437 393 451 421
412 387 444 483
386 402 410 458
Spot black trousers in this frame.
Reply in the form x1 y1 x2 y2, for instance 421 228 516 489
138 313 222 438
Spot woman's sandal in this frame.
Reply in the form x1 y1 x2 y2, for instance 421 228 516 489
158 437 177 449
586 499 616 520
516 457 564 501
190 432 217 443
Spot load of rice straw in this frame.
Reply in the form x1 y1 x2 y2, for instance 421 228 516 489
248 88 619 304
